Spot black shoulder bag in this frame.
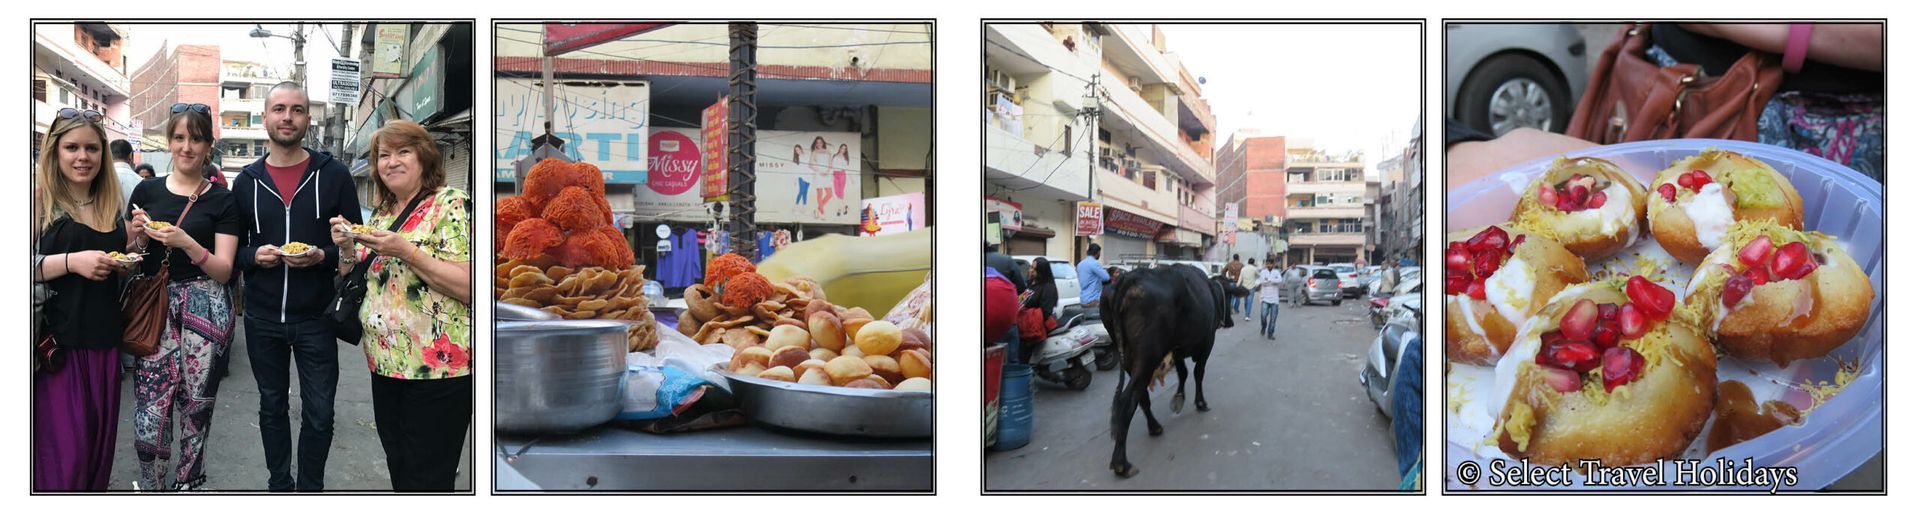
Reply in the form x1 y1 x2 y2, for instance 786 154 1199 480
327 192 428 345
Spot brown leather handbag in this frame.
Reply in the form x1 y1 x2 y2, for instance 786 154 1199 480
1566 23 1785 144
121 181 209 356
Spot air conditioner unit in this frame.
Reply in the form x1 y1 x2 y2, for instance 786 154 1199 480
1127 76 1143 92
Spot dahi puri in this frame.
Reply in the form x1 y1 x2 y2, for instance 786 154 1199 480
1510 156 1648 260
1444 224 1588 365
1647 149 1804 264
1492 281 1716 467
1681 220 1874 367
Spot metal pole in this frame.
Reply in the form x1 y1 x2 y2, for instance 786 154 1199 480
726 22 759 260
1080 73 1100 260
329 23 353 159
291 23 307 86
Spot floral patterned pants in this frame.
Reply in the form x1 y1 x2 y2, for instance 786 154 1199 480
133 277 233 490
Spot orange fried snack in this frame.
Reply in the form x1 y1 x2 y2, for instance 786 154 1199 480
552 226 630 269
705 253 756 289
496 196 536 251
594 225 636 267
542 186 611 231
720 272 776 309
501 218 564 260
525 158 606 208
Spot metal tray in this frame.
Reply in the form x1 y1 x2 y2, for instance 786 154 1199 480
715 364 932 438
496 320 628 434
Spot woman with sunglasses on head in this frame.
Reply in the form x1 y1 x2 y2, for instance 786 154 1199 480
124 103 243 491
32 108 142 491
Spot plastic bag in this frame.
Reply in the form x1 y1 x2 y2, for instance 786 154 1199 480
616 321 736 420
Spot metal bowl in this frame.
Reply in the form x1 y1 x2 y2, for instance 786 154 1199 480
497 302 559 321
496 320 629 433
716 364 932 438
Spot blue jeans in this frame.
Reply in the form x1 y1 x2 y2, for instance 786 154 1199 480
1391 337 1424 478
796 178 810 204
1259 301 1279 338
246 316 339 491
1242 293 1256 318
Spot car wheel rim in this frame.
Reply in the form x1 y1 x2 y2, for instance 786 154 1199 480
1488 78 1553 135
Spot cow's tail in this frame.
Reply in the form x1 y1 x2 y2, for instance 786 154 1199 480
1103 270 1134 392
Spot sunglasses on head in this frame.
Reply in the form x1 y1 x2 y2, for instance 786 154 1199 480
171 103 211 115
55 107 102 122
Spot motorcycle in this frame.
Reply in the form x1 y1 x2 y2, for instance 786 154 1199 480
1032 310 1104 391
1369 277 1422 329
1362 298 1422 417
1059 304 1118 371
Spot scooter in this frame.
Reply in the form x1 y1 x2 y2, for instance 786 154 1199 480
1059 304 1117 371
1362 298 1422 418
1031 312 1101 391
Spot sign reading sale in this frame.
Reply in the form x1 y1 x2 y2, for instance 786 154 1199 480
1075 201 1104 236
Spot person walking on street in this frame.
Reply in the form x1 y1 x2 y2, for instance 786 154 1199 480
126 102 243 491
1223 254 1245 319
331 120 473 491
1237 257 1259 321
1076 243 1111 307
232 82 364 491
1256 258 1284 340
110 139 141 206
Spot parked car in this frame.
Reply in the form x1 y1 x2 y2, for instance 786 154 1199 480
1446 23 1590 136
1330 263 1363 298
1010 255 1082 318
1305 267 1343 306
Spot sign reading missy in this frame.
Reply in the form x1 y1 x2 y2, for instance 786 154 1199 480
637 128 708 221
495 78 651 184
753 131 861 225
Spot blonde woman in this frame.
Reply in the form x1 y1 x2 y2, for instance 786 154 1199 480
329 120 472 490
32 108 141 491
126 103 243 491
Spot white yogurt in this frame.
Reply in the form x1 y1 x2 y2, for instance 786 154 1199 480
1483 257 1537 327
1682 183 1736 250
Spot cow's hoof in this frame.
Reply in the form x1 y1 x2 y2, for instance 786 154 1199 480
1112 464 1140 478
1171 392 1186 414
1147 422 1164 437
1197 400 1211 412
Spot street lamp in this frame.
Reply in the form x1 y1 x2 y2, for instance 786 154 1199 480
248 23 306 84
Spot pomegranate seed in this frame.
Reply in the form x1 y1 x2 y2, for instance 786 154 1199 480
1690 170 1714 186
1677 173 1698 189
1560 299 1600 341
1593 323 1620 349
1547 341 1602 373
1543 367 1584 393
1508 234 1528 254
1723 272 1755 308
1568 185 1591 207
1596 302 1619 321
1619 303 1648 339
1744 266 1771 286
1557 196 1579 212
1538 184 1559 206
1587 190 1609 209
1468 226 1509 253
1626 276 1676 319
1466 279 1487 300
1445 248 1471 272
1738 236 1774 267
1473 250 1504 278
1771 241 1818 280
1444 272 1469 296
1657 183 1677 202
1602 346 1646 392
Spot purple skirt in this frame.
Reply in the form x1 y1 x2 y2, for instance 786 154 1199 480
34 346 121 491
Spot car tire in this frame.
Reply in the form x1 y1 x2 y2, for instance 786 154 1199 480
1333 299 1343 306
1457 53 1571 136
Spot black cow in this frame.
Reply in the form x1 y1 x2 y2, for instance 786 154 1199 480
1099 264 1233 478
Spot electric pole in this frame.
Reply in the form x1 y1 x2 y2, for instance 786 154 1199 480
726 22 760 259
328 23 353 159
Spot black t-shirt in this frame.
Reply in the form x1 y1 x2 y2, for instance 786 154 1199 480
1651 24 1882 95
37 215 128 349
128 177 243 282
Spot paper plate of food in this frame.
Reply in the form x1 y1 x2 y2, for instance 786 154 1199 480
1444 139 1883 491
276 241 318 257
106 251 143 263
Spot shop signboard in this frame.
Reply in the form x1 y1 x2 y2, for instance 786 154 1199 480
369 24 410 78
635 127 708 221
984 196 1022 231
495 78 651 184
700 97 728 200
752 130 861 224
1075 201 1103 236
1104 206 1162 239
859 192 925 237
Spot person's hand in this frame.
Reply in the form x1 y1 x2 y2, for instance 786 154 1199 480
357 229 418 261
327 216 357 249
68 250 116 281
145 223 198 250
254 244 282 268
1445 128 1598 193
283 247 324 268
127 209 152 247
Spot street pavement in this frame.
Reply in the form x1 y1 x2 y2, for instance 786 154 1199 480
105 318 473 492
986 297 1404 491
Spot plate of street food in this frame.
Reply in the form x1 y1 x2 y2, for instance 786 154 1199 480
106 251 142 263
277 241 316 256
1444 140 1882 490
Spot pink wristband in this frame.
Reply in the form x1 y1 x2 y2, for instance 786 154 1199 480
1783 23 1814 73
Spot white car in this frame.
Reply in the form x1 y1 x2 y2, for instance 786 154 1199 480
1329 263 1362 298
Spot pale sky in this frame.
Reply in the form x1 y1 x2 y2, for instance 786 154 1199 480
122 23 350 94
1158 24 1420 162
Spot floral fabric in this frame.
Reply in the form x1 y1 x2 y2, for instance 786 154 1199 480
357 187 473 379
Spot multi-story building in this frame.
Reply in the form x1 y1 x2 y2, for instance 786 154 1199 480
34 23 135 155
1280 144 1371 266
984 23 1215 262
352 22 475 206
496 23 931 270
215 60 321 173
129 43 221 171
